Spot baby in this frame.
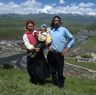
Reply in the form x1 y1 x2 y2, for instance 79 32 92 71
37 24 51 47
30 24 51 58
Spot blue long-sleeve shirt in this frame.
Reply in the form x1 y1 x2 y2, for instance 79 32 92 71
49 26 75 52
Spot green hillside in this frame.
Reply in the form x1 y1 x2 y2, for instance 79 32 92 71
0 14 96 39
0 68 96 95
0 14 96 95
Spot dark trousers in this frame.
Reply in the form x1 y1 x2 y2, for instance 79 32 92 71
47 51 65 87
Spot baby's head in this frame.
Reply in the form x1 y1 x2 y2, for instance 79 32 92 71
40 24 47 33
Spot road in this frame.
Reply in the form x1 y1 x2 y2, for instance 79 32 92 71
0 52 26 64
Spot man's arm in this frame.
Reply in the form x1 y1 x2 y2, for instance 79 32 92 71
61 28 75 56
65 28 75 48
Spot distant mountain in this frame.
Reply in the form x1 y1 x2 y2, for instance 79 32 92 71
0 13 96 24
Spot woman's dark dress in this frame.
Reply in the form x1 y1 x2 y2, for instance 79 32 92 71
27 49 49 84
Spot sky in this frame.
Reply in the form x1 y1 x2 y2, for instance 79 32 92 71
0 0 96 15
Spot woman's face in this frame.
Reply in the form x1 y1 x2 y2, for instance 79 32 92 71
53 17 60 26
27 23 34 32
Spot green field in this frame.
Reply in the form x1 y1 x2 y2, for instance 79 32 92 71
0 28 25 40
65 57 96 70
0 14 96 40
83 36 96 48
0 68 96 95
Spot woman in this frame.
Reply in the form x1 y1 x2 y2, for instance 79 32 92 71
23 20 49 84
47 16 75 88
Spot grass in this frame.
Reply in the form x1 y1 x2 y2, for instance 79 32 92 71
65 57 96 71
0 68 96 95
0 28 25 40
80 36 96 49
0 15 95 40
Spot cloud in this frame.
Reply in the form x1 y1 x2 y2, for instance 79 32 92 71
39 5 53 13
59 0 64 4
0 0 96 16
79 2 95 8
0 0 42 14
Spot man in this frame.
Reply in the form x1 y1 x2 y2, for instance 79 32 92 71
47 16 75 88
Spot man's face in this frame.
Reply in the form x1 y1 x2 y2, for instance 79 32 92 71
53 17 60 26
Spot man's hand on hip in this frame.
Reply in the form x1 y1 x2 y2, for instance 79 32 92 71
61 48 69 56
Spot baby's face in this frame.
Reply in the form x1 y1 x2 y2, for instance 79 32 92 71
40 27 46 33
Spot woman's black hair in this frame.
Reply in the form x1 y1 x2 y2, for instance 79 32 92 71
51 16 62 28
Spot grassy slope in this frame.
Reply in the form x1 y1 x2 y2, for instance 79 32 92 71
65 58 96 70
0 14 95 39
81 36 96 48
67 36 96 70
0 68 96 95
